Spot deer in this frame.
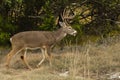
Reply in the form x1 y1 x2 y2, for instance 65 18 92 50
5 8 77 70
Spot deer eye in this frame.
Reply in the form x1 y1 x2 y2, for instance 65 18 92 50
68 27 72 29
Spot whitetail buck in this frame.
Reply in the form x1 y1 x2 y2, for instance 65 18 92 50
5 9 77 70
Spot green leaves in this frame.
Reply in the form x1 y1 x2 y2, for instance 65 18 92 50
0 32 10 44
0 16 17 45
0 0 120 45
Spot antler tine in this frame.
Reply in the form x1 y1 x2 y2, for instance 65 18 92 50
62 7 70 25
55 16 59 25
62 6 75 25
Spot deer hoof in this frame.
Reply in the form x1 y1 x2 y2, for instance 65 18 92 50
36 64 41 68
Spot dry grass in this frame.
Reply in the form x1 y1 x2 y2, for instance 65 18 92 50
0 36 120 80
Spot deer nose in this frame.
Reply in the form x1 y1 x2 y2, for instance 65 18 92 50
73 30 77 36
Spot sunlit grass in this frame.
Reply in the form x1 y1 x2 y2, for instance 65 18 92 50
0 36 120 80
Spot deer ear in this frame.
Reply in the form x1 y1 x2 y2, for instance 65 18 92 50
59 21 65 27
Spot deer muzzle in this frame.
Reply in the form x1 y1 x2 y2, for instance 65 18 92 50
72 30 77 36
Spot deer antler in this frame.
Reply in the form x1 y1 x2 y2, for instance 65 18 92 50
61 6 75 25
55 16 59 25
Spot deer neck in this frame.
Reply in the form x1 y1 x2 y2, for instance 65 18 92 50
54 28 67 42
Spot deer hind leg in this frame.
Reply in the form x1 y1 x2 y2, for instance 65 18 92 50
20 49 32 70
5 47 23 68
37 48 46 67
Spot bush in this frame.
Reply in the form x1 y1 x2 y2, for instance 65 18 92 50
0 16 17 45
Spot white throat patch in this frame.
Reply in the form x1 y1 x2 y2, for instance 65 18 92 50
64 33 67 37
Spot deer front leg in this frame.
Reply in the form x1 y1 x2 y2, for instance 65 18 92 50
5 47 23 68
20 49 33 70
5 49 15 68
36 48 46 67
47 47 52 66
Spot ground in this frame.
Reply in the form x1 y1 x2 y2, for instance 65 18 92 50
0 36 120 80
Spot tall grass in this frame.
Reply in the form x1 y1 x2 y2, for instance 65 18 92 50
0 36 120 80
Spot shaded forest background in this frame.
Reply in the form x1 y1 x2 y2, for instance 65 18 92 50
0 0 120 45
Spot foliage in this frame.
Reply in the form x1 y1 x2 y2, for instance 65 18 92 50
85 0 120 36
0 16 17 45
0 0 120 45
